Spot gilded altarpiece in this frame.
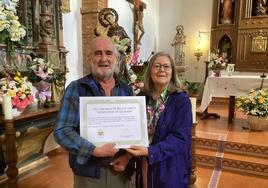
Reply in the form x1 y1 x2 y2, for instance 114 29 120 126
0 0 67 186
211 0 268 72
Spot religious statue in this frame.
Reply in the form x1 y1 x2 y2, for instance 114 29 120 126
256 0 267 16
219 37 232 61
171 25 186 65
220 0 234 24
133 0 145 46
97 8 131 55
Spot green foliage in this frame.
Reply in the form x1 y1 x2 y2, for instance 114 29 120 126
185 80 200 94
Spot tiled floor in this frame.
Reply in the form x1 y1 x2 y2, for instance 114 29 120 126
16 103 268 188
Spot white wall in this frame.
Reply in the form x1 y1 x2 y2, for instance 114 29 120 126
159 0 212 82
62 0 83 86
181 0 212 82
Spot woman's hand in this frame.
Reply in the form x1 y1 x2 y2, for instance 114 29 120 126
126 145 148 157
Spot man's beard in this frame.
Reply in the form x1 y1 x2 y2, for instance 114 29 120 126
92 67 114 80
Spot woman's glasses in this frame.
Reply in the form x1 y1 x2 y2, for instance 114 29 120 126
152 64 172 71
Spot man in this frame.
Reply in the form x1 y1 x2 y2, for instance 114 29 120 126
54 36 133 188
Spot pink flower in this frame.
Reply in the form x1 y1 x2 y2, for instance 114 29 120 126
130 49 140 65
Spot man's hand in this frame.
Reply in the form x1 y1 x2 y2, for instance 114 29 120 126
111 152 132 172
92 143 118 157
126 145 148 157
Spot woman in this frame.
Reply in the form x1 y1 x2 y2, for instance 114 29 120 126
127 52 192 188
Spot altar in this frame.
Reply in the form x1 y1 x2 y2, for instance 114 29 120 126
199 73 268 123
0 105 60 188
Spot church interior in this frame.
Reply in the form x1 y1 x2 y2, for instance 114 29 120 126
1 0 268 187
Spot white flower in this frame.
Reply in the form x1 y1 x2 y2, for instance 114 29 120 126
0 0 26 43
130 74 137 83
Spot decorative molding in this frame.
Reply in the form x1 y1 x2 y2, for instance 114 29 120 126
222 158 268 177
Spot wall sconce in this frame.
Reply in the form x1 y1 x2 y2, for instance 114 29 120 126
194 50 203 61
194 32 203 61
194 30 210 61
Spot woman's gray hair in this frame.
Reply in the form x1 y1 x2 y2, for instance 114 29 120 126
143 51 183 95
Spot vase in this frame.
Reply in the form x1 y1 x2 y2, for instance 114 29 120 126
247 114 268 131
213 69 221 77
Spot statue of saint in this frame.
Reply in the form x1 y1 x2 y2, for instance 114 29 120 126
97 8 131 55
171 25 186 65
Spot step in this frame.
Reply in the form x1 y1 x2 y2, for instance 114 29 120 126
196 137 268 159
196 147 268 177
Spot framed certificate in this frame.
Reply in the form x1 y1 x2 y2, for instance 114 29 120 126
79 96 148 148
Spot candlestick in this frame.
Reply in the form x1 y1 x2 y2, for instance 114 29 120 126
3 95 13 120
190 97 196 123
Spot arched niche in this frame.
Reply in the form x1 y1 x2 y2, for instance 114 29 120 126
218 34 232 63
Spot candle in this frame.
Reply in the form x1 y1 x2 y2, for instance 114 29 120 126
190 97 196 123
3 95 12 120
207 50 211 61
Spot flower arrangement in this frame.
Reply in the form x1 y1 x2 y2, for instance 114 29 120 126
26 57 56 83
235 89 268 117
208 53 227 71
0 71 34 109
0 0 26 56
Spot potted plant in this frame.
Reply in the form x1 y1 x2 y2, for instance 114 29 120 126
235 89 268 130
185 80 200 97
